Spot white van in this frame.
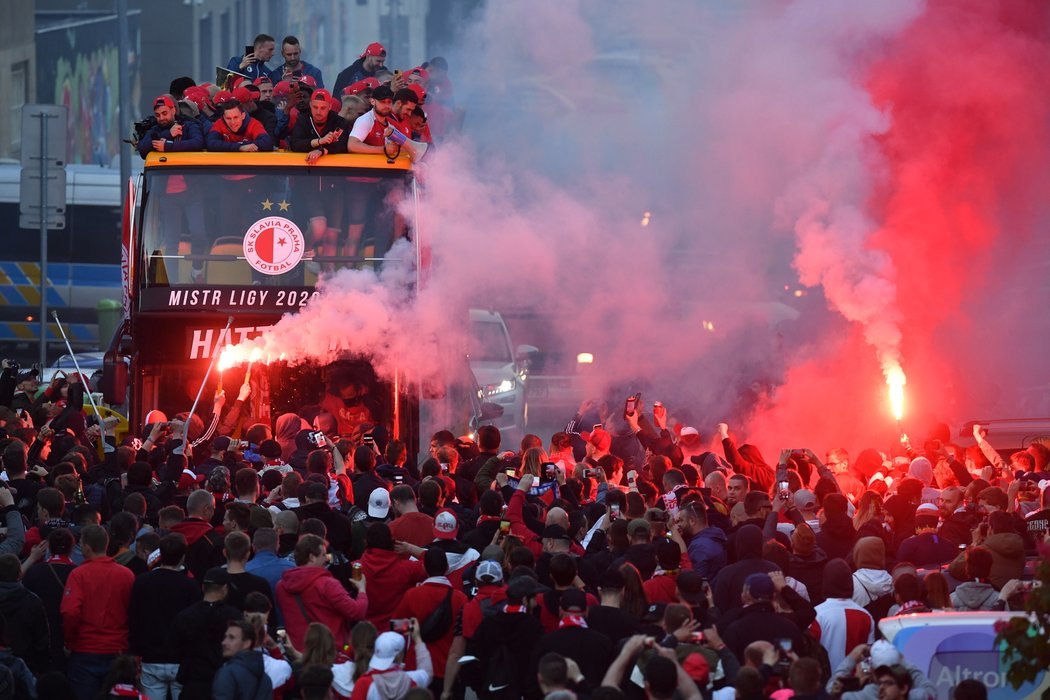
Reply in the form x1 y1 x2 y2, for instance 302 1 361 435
880 611 1049 699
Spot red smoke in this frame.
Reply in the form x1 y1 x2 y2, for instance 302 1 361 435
749 0 1050 454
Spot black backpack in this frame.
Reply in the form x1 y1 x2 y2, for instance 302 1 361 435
418 588 455 644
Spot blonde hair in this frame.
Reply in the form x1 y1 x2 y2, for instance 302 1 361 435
521 447 549 477
302 622 337 668
351 621 378 680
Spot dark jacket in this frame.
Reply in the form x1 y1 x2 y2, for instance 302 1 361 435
712 524 779 612
170 599 243 698
896 532 958 568
0 581 50 673
136 116 204 159
533 625 613 690
129 568 203 663
720 599 811 661
249 102 279 140
787 547 830 604
332 58 376 98
612 543 658 581
466 607 545 700
21 559 73 670
290 112 349 153
169 518 226 582
212 649 273 700
350 472 390 516
816 513 856 561
940 509 981 546
293 501 354 555
686 526 728 580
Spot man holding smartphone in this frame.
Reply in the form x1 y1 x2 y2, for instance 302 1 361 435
226 34 276 82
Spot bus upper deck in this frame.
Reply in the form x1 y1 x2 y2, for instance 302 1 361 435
131 151 418 302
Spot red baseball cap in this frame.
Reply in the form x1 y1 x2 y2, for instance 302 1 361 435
579 428 612 453
182 90 209 111
297 75 317 88
230 76 247 89
361 42 386 58
408 66 430 83
212 90 235 107
405 84 426 104
310 89 333 104
253 76 272 86
272 80 293 98
152 95 176 110
232 86 253 104
344 78 380 96
329 97 341 111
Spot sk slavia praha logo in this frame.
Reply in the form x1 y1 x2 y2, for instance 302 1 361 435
243 217 305 275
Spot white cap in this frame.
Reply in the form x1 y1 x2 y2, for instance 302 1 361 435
369 632 406 671
870 640 901 667
368 488 391 518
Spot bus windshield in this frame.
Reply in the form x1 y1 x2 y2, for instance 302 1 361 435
139 165 414 287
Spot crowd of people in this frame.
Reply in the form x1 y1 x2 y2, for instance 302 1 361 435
1 354 1047 700
135 36 453 280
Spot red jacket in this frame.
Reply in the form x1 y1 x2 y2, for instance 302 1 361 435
356 548 426 630
393 579 467 680
460 583 507 639
276 566 368 649
206 114 274 151
60 556 135 653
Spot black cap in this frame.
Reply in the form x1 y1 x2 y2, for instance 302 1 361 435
15 369 39 384
641 602 667 623
202 567 234 587
506 575 546 602
372 84 394 101
676 571 707 604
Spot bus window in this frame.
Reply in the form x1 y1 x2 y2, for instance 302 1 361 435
140 167 411 286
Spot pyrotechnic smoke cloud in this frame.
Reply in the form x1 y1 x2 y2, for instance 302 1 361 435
231 0 1050 454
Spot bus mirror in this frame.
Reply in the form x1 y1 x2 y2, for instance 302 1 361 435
100 351 128 405
479 402 505 422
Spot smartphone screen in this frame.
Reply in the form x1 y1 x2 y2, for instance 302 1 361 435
245 45 255 57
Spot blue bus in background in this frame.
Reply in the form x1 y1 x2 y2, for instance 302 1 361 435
0 163 123 362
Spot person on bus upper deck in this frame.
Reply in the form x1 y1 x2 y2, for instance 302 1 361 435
333 42 387 98
347 84 398 154
136 95 204 159
232 85 277 141
291 89 349 164
269 35 324 88
205 100 274 152
390 88 419 137
226 33 276 82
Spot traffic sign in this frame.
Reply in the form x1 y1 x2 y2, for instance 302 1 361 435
21 104 66 169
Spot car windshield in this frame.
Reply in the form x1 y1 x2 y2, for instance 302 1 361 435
139 166 413 287
470 321 512 362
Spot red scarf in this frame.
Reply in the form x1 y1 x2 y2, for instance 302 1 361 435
558 614 588 629
46 555 74 565
503 604 529 614
109 685 147 699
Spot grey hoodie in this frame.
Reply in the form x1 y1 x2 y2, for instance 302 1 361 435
950 581 1002 611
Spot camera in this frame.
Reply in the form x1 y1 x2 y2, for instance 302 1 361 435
778 481 791 501
390 619 412 634
689 631 705 644
499 520 510 534
543 462 558 480
133 116 158 142
308 431 327 448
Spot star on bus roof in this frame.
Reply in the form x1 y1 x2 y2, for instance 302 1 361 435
261 198 273 210
278 200 291 211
